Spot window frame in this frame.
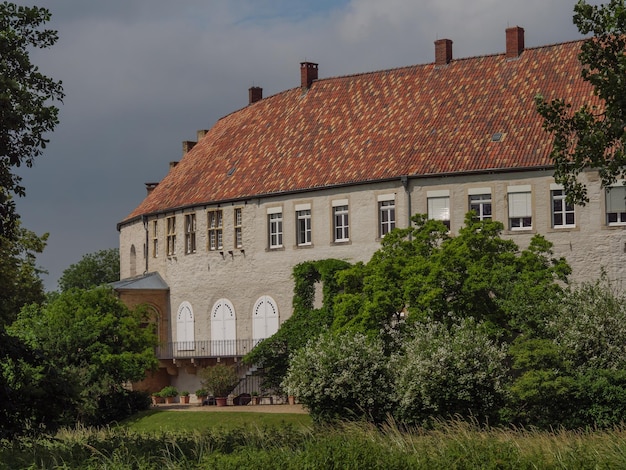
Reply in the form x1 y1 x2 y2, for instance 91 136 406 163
268 211 283 249
551 188 575 228
508 186 533 231
296 208 312 246
333 204 350 242
207 209 223 251
378 197 396 237
234 207 243 249
468 190 492 221
427 190 450 230
184 213 197 254
152 219 159 258
166 216 176 256
606 185 626 226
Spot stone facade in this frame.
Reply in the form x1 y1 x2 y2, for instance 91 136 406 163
116 28 625 394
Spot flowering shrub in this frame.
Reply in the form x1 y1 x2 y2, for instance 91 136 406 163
393 318 508 426
549 279 626 372
282 330 393 423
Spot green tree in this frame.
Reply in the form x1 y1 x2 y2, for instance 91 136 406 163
506 279 626 429
8 287 158 425
0 2 64 239
0 222 47 326
58 248 120 291
536 0 626 204
333 214 570 338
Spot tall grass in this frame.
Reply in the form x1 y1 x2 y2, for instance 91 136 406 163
3 419 626 469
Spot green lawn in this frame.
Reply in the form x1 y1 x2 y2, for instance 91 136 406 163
119 409 312 433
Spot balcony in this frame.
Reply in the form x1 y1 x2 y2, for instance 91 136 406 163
156 339 263 360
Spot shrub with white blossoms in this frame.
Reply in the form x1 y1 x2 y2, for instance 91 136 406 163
393 317 508 426
282 330 393 423
549 279 626 372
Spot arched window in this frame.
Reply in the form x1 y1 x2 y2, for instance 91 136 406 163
130 245 137 277
252 295 279 344
211 299 236 355
176 301 194 351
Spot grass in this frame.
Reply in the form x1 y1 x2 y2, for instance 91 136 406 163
4 415 626 469
119 408 313 433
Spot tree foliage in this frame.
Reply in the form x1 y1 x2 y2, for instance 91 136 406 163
8 287 158 426
0 2 63 239
333 214 570 338
536 0 626 204
58 248 120 291
0 222 47 326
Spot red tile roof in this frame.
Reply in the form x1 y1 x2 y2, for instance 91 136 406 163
122 39 597 224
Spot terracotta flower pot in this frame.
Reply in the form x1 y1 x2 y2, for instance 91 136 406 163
180 395 190 404
215 397 228 407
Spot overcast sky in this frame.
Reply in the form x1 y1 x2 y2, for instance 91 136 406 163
13 0 594 290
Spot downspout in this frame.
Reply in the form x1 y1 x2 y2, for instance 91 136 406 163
142 215 149 275
401 175 412 241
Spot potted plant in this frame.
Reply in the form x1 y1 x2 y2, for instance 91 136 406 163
151 391 164 405
180 390 190 404
195 388 208 404
159 385 179 404
251 391 259 405
199 364 239 406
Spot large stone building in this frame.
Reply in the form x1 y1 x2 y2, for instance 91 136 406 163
116 27 624 396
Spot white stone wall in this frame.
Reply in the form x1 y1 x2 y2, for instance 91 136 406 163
119 170 626 348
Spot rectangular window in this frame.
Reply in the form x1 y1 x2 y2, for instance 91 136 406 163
208 209 223 251
166 216 176 256
551 189 575 227
469 193 492 221
152 220 158 258
234 208 243 248
379 199 396 237
607 186 626 225
427 191 450 229
184 213 196 254
297 209 312 246
333 205 349 242
508 186 532 230
269 212 283 248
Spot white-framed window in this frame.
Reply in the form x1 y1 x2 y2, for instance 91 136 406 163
508 185 532 230
268 209 283 248
606 185 626 225
184 213 196 254
333 200 349 242
234 207 243 248
152 220 158 258
468 188 492 221
211 298 236 356
551 187 575 228
296 205 312 246
378 195 396 237
253 295 280 344
166 216 176 256
427 190 450 229
208 209 223 251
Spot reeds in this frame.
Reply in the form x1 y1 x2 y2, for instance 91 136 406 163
2 419 626 469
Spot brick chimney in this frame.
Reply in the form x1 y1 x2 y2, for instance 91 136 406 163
249 86 263 104
434 39 453 66
145 182 159 195
300 62 318 88
182 141 196 155
506 26 524 59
